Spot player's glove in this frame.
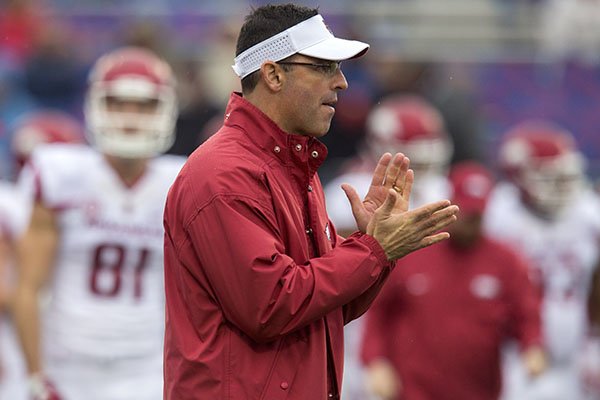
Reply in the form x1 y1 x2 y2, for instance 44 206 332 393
28 372 62 400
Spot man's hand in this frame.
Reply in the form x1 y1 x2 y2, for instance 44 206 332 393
365 358 401 400
522 346 547 378
366 189 458 260
342 153 413 234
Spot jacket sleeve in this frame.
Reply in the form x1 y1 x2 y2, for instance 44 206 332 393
184 194 391 344
342 258 396 325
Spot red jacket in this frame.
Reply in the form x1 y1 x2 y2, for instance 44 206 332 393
361 236 542 400
163 93 393 399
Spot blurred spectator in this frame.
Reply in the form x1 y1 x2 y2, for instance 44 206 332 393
0 0 43 64
484 120 600 400
361 161 545 400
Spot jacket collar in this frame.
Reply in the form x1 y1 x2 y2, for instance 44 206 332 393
224 92 328 176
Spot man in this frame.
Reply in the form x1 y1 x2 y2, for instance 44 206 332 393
324 93 453 400
13 47 185 400
361 161 546 400
163 4 459 400
483 120 600 400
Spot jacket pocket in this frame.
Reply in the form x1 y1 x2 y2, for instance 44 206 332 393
259 337 301 400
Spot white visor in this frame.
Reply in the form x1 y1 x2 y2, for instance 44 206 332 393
232 14 369 79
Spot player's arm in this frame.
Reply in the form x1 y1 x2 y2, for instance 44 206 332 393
508 253 547 377
360 283 402 400
13 200 59 375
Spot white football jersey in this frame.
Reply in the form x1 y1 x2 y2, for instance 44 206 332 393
484 182 600 363
23 144 185 360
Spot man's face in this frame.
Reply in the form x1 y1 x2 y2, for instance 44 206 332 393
277 56 348 137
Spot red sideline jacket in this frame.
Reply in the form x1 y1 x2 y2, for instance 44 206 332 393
163 92 393 399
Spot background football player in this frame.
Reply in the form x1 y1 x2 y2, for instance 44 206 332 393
324 93 453 400
13 47 185 400
0 109 85 400
483 120 600 400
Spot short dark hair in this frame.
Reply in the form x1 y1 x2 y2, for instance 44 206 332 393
235 4 319 93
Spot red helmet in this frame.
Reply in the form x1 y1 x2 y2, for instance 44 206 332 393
84 46 177 158
498 120 584 217
365 94 452 176
11 110 85 171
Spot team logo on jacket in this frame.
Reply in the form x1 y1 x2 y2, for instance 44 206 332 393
470 274 501 299
324 223 331 241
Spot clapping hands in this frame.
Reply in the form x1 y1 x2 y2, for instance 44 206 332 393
342 153 459 260
341 153 412 233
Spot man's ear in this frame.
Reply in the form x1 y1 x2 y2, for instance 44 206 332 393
260 61 284 92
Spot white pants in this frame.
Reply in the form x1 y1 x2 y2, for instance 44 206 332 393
501 344 585 400
47 351 163 400
0 317 28 400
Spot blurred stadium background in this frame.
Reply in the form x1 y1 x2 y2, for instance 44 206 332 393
1 0 599 185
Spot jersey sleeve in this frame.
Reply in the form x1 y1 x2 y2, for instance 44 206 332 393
26 144 92 209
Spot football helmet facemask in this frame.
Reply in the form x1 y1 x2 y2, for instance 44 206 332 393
498 120 585 218
84 47 177 158
365 94 453 178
